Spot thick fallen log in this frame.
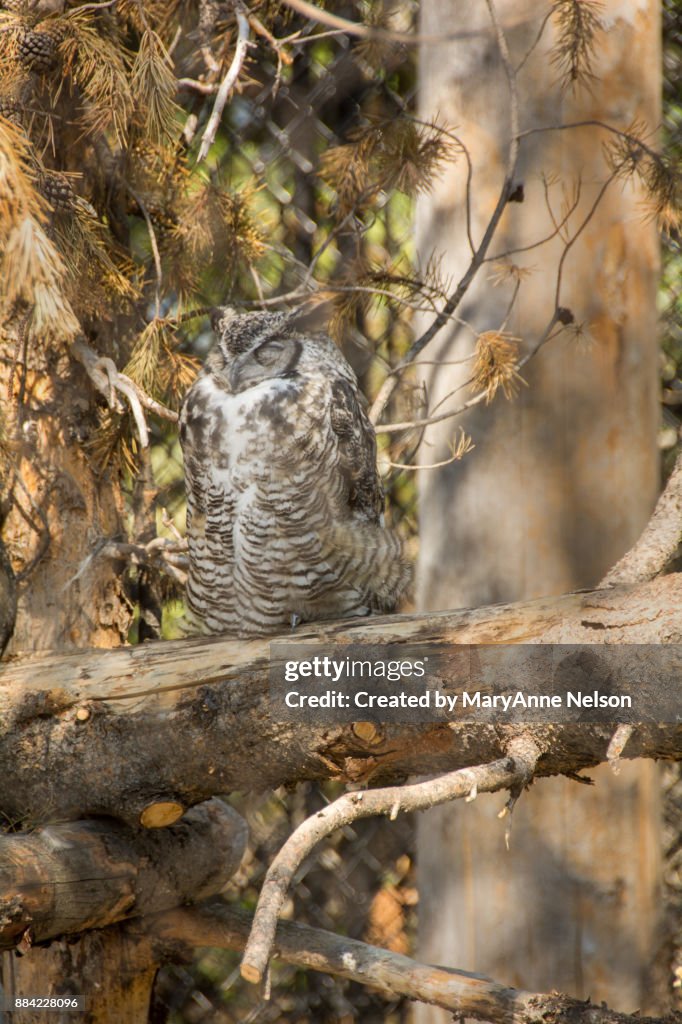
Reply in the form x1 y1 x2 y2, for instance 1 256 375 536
0 576 681 827
0 800 247 950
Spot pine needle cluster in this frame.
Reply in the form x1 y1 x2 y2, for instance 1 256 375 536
0 0 275 470
329 254 449 340
124 319 198 405
59 10 134 140
0 116 78 338
550 0 604 90
472 331 524 403
604 122 681 234
321 116 457 217
353 1 405 71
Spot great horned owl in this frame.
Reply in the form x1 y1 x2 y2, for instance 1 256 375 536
179 306 410 637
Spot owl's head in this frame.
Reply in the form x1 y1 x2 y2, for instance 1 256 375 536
228 336 303 391
208 307 304 392
208 304 343 392
210 307 294 358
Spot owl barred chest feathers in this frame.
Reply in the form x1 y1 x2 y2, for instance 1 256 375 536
179 306 410 638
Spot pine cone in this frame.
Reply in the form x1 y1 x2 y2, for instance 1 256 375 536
39 170 77 211
18 23 65 73
0 97 24 127
0 0 30 13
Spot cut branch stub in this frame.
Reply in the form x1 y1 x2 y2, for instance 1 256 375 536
139 799 186 828
351 720 383 745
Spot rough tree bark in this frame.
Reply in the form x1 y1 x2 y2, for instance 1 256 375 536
0 576 680 829
414 0 662 1017
0 581 680 1019
0 801 247 951
1 316 141 1012
141 903 682 1024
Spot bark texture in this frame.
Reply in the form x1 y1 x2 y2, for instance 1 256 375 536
0 577 679 828
414 0 662 1016
0 343 132 655
0 286 136 1013
0 800 247 951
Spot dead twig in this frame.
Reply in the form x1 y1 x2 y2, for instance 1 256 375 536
73 340 150 448
147 901 669 1024
370 0 520 425
72 339 179 448
387 429 474 471
117 374 178 423
374 285 568 437
128 188 163 318
63 535 188 591
279 0 481 46
176 78 219 95
197 2 251 163
241 736 540 985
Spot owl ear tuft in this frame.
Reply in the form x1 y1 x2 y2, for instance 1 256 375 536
210 306 238 335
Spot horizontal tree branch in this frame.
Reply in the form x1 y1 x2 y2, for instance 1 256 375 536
0 577 681 828
143 902 678 1024
0 800 247 951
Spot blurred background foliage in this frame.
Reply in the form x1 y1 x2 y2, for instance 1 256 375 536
661 0 682 1009
661 0 682 475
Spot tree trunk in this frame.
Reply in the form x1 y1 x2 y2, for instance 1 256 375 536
414 0 663 1018
2 928 159 1024
0 333 138 1016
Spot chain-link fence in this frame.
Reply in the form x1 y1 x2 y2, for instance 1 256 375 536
661 0 682 1005
144 11 422 643
152 787 416 1023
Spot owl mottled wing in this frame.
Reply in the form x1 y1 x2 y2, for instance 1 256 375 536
329 376 384 523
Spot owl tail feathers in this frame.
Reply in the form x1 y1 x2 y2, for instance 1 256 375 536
327 522 412 612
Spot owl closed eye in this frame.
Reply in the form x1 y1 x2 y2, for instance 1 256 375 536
229 338 302 392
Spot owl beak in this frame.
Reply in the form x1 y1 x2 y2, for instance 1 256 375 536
227 351 247 391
